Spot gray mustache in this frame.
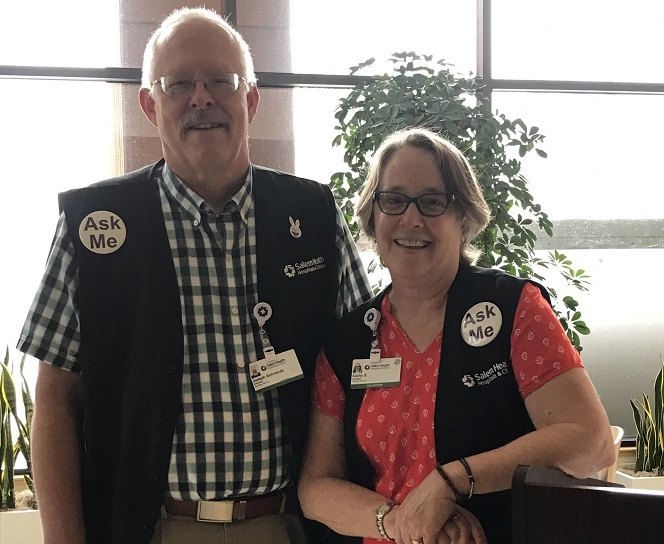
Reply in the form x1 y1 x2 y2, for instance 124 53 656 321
180 110 231 133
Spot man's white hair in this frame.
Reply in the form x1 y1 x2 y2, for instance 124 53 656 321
140 7 257 90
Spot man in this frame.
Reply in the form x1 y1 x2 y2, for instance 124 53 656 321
18 8 371 544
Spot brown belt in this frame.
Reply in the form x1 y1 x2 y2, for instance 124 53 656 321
164 490 289 522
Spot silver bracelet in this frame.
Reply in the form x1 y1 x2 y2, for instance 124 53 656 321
375 502 396 541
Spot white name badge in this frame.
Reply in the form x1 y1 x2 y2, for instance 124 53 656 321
249 349 303 392
350 357 402 389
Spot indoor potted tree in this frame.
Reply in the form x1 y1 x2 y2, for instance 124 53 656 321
330 52 590 350
1 347 41 543
615 356 664 490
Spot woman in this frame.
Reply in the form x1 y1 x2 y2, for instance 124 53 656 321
298 128 615 544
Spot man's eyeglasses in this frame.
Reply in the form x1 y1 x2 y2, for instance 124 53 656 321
374 190 455 217
152 73 246 97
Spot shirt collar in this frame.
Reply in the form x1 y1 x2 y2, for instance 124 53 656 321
160 163 253 224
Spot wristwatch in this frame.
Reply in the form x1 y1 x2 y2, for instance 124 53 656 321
375 502 396 541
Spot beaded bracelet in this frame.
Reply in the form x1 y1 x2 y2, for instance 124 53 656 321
458 457 475 500
435 464 463 502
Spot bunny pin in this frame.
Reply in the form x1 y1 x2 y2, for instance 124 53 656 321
289 216 302 238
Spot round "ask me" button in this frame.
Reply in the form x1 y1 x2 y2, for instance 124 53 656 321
78 210 126 254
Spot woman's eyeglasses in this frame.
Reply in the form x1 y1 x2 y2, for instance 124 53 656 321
373 191 455 217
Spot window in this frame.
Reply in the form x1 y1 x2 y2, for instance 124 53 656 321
239 0 476 76
2 0 662 440
492 0 664 83
0 0 120 67
0 79 121 359
492 92 664 220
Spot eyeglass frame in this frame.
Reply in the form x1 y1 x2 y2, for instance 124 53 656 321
151 72 247 97
373 190 456 217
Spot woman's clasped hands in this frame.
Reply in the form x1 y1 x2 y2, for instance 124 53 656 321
382 470 487 544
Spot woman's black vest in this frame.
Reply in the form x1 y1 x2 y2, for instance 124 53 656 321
325 266 549 544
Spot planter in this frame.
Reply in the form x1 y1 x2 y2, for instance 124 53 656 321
0 509 43 544
615 467 664 491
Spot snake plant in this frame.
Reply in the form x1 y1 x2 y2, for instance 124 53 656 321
1 347 34 510
630 356 664 475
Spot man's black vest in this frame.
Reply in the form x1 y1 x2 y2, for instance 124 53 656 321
59 160 338 544
325 266 549 544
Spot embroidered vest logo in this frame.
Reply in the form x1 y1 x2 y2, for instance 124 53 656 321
462 361 510 388
283 256 326 278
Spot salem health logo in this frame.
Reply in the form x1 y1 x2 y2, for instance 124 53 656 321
462 361 510 388
283 256 326 278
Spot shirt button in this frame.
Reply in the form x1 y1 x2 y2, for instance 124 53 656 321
231 307 239 315
193 219 200 227
226 252 232 262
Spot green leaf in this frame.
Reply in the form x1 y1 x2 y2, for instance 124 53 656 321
630 357 664 473
574 323 590 335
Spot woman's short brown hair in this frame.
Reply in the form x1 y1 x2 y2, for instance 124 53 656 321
356 127 491 266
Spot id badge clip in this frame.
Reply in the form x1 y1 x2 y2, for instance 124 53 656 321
350 308 401 389
250 302 303 392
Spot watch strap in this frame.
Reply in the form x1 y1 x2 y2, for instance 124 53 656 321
375 502 396 541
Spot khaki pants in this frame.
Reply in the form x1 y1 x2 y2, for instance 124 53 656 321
149 511 309 544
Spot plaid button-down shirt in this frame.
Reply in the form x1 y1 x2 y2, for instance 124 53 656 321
18 164 371 499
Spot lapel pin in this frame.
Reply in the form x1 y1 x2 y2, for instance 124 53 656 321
289 216 302 238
